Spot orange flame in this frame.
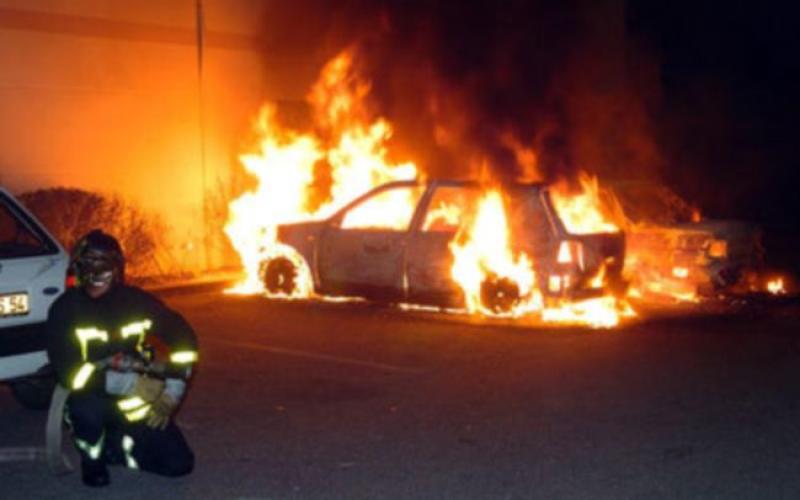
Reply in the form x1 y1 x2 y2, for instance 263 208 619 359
225 50 417 295
448 187 632 327
767 277 786 295
551 173 622 234
225 105 322 294
450 189 540 317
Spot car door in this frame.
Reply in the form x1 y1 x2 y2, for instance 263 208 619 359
317 184 425 300
406 184 481 306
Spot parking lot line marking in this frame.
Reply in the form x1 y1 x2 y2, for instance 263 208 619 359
208 339 425 374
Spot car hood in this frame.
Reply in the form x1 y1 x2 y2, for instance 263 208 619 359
673 219 760 240
628 217 761 246
634 219 763 266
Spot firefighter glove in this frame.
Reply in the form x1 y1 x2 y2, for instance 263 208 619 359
132 375 165 403
146 392 178 430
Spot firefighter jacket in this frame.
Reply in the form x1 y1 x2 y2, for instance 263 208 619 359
46 285 198 399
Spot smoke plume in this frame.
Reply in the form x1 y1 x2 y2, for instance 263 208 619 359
261 0 664 188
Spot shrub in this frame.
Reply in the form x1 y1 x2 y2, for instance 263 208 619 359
18 187 164 278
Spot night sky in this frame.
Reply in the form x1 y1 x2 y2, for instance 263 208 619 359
628 1 799 224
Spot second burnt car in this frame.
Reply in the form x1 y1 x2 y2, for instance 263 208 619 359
258 180 626 312
613 181 764 299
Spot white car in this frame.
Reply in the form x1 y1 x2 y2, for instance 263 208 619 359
0 187 69 409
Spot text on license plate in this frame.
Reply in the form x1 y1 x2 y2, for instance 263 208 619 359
0 293 29 317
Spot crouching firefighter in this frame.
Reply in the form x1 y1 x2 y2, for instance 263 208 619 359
45 229 198 487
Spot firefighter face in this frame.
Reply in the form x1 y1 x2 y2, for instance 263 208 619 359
76 249 118 297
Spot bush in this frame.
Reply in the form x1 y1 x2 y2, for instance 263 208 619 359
18 187 164 278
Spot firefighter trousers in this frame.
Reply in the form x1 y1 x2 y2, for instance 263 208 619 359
67 391 194 477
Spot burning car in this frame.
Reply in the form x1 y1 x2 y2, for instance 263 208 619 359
614 181 764 300
256 179 626 314
223 51 632 326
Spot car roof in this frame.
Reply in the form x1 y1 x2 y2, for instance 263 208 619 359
378 179 549 190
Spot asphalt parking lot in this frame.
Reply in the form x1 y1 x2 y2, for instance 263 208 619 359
2 290 800 499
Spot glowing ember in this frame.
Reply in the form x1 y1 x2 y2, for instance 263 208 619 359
767 277 786 295
542 296 633 329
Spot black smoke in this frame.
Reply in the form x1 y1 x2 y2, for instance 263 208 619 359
359 0 662 186
261 0 660 186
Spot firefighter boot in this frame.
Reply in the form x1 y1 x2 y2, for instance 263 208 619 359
81 458 110 487
102 427 125 466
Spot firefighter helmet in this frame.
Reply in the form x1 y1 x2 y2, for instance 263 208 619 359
71 229 125 288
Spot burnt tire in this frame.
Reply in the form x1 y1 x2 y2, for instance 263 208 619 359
261 257 298 295
9 365 56 411
480 276 521 314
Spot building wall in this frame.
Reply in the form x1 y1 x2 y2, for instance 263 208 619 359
0 0 283 272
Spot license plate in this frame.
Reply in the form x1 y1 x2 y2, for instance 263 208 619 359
0 293 29 317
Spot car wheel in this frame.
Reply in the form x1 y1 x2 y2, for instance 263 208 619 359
261 256 298 295
715 265 742 289
480 275 520 314
9 365 56 411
